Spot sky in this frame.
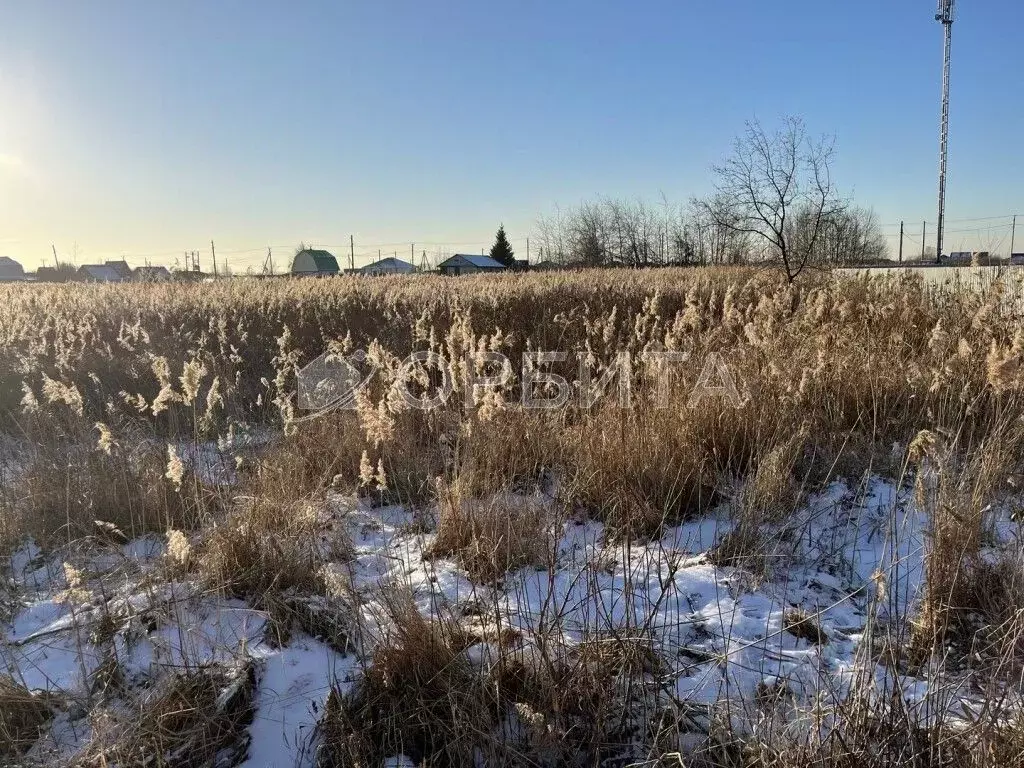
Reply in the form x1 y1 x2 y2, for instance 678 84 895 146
1 1 1022 270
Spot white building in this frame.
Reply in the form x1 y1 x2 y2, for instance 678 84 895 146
437 254 506 276
361 257 417 276
78 264 126 282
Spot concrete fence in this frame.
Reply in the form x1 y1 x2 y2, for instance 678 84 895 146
839 265 1024 305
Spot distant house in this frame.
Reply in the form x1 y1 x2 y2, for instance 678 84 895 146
437 254 506 276
77 264 125 282
133 265 172 282
1011 253 1024 266
291 249 340 276
361 257 417 276
104 260 133 280
0 257 25 282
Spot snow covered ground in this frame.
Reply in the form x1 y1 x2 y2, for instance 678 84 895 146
2 475 1020 766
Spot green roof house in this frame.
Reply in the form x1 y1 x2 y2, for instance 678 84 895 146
291 249 340 276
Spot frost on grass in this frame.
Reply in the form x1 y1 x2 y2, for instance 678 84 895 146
3 479 1023 766
0 512 359 767
314 479 1024 764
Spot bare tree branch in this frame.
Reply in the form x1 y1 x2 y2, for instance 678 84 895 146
701 116 846 282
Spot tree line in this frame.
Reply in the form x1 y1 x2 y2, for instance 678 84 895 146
533 117 887 281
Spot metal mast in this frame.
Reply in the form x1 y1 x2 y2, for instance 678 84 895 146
935 0 955 263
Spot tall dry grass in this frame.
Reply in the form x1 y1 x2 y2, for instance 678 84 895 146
0 677 54 759
6 267 1024 607
4 267 1024 765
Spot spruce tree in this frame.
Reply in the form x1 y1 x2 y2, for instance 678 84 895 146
489 225 515 268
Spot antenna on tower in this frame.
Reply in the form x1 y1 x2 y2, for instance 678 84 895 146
935 0 955 264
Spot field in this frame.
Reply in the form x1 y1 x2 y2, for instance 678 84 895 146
3 267 1024 766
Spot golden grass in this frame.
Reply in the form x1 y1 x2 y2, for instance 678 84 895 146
2 267 1022 578
427 487 554 582
4 267 1024 764
7 434 216 548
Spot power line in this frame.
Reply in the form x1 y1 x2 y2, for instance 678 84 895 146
947 213 1020 223
944 223 1015 235
880 214 1022 232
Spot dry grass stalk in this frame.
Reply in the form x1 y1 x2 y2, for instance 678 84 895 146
316 589 495 767
427 485 553 582
197 495 349 601
910 420 1024 662
0 677 54 759
782 608 829 645
319 588 679 767
78 664 255 768
8 436 216 548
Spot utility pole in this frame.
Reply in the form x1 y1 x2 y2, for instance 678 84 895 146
350 235 355 271
51 244 58 267
211 240 217 277
898 221 904 264
922 221 927 261
411 243 414 265
526 237 530 265
935 0 956 264
1011 215 1017 263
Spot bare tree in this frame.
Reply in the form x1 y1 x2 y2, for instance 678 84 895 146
685 195 752 266
535 207 571 265
825 207 888 265
538 199 682 268
606 198 665 266
569 202 610 267
702 116 844 282
785 205 888 266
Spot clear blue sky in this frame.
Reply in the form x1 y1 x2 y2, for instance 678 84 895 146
1 1 1021 269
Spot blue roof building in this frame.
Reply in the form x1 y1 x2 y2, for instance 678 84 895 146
437 254 506 276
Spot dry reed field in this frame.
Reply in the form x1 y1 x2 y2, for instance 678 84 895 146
3 266 1024 766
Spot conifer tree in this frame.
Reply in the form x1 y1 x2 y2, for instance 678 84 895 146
489 225 515 268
